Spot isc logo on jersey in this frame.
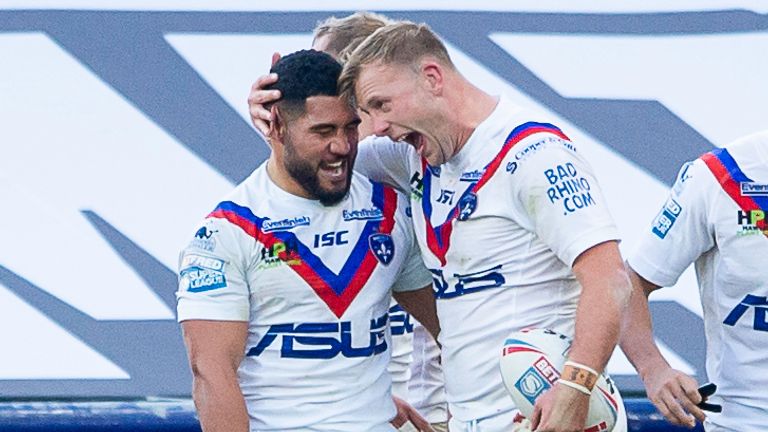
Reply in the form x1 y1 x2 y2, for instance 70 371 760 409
180 254 227 292
499 328 624 432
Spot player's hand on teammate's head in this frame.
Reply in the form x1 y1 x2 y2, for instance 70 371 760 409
391 396 435 432
248 52 283 136
643 366 705 428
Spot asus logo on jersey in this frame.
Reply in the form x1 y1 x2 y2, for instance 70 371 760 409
247 314 389 359
410 172 424 200
342 207 384 221
652 197 683 239
723 294 768 332
261 216 311 233
740 182 768 197
313 231 349 248
388 304 414 336
430 265 505 299
544 163 595 215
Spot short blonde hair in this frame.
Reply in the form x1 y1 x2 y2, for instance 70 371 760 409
338 21 454 104
313 11 392 62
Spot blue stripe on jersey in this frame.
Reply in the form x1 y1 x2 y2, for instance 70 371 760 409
712 147 768 209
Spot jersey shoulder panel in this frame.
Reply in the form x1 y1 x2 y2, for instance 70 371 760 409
356 135 415 193
504 128 619 266
628 158 717 287
176 171 266 322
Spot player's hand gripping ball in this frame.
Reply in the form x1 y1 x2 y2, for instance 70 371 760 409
499 328 624 432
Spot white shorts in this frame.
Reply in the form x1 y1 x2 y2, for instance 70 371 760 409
447 406 627 432
447 409 521 432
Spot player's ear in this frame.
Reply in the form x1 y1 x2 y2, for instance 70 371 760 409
421 60 444 95
269 105 286 142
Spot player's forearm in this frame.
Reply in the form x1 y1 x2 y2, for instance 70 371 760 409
618 268 669 380
570 271 625 371
393 285 440 340
569 242 631 372
192 367 249 432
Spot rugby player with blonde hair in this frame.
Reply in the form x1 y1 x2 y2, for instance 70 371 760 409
336 21 630 432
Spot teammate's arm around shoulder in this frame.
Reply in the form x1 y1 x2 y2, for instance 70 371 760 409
182 320 249 432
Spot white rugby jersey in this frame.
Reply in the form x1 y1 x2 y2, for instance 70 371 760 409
408 321 448 423
387 305 448 423
628 132 768 432
388 299 414 399
176 162 432 432
356 95 619 421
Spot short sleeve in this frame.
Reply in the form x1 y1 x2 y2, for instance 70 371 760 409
390 196 433 293
356 136 413 194
628 160 714 287
510 139 620 267
176 216 251 322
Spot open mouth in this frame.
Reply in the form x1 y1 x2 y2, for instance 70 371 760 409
319 160 347 181
396 132 426 156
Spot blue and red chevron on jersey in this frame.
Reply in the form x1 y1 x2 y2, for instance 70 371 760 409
702 147 768 232
421 122 571 266
208 182 398 318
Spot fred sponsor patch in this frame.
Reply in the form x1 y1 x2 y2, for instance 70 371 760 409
652 197 682 239
180 254 227 292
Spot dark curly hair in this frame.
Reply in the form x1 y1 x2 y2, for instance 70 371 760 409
265 49 343 120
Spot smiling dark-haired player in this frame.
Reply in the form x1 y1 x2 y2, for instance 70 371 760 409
177 49 438 432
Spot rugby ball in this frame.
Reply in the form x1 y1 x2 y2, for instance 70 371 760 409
499 328 624 432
